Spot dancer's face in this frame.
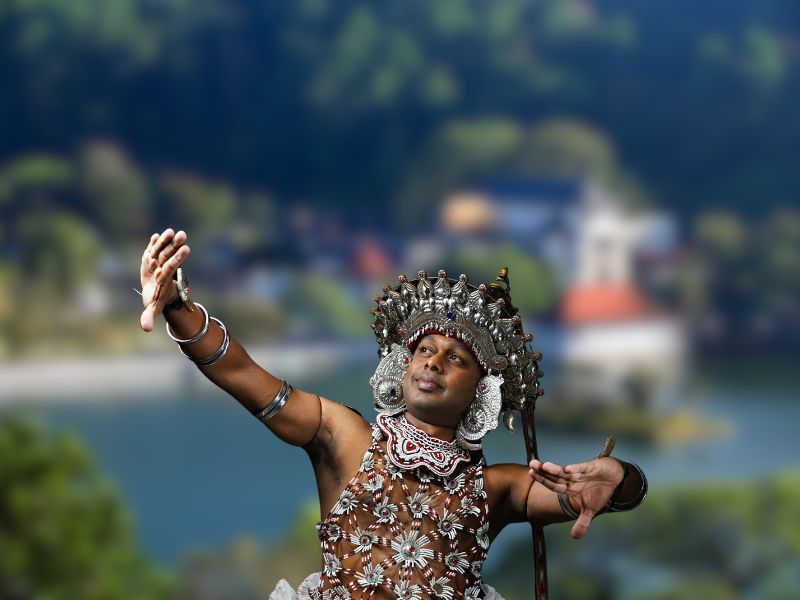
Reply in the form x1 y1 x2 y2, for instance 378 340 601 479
402 334 482 430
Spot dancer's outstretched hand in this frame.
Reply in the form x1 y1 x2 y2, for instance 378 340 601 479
139 228 190 332
529 457 624 539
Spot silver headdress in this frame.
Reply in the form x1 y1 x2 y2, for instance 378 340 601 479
369 268 544 449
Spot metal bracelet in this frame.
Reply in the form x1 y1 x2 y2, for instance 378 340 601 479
558 492 580 520
605 461 648 513
253 380 294 423
179 317 230 367
166 302 210 344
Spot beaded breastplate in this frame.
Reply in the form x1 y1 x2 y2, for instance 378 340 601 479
378 414 472 477
313 415 491 599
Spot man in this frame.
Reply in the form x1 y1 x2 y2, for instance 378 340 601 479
139 228 646 599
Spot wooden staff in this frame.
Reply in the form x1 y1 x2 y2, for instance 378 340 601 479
520 396 549 600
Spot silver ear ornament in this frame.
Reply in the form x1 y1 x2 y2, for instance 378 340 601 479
456 373 504 451
369 343 412 415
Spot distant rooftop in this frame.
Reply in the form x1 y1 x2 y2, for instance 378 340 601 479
561 283 652 325
441 176 584 237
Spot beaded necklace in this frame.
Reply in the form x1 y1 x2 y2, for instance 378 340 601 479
377 413 472 477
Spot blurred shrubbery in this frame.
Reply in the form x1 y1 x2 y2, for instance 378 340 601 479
0 416 172 599
488 474 800 599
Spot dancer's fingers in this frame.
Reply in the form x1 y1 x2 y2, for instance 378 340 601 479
156 230 187 266
157 245 190 282
528 469 567 493
150 228 175 259
141 233 161 278
144 232 160 255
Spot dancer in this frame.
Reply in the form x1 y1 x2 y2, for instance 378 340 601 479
139 228 647 599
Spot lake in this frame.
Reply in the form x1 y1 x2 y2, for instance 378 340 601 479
4 355 800 574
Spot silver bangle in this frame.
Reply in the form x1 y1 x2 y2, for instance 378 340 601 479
179 317 230 367
253 380 294 423
166 302 210 344
558 492 580 520
605 461 648 513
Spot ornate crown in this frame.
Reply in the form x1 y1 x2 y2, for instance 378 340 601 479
369 268 544 428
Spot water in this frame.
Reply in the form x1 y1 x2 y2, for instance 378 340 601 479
5 359 800 568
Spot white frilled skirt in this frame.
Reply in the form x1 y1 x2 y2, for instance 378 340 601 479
268 573 505 599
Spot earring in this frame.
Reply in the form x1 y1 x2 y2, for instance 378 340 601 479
456 373 504 451
369 344 412 415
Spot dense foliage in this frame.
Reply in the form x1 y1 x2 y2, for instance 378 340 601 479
487 473 800 599
0 416 171 599
2 0 797 217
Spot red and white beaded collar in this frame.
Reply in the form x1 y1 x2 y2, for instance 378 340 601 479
376 413 472 477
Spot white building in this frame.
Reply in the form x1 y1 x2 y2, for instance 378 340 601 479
439 177 686 412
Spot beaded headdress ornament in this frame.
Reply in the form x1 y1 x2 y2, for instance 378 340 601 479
368 268 544 450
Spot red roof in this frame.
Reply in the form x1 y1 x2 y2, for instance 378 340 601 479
560 284 652 325
350 238 394 278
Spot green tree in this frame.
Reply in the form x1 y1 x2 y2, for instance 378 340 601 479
0 155 74 206
0 416 171 599
17 211 100 301
750 208 800 328
695 211 747 261
158 171 238 241
289 273 371 339
80 141 151 238
448 244 557 316
688 208 800 343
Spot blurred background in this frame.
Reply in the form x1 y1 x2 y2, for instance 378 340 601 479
1 1 799 598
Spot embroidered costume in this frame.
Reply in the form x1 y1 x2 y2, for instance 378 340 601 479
270 270 537 598
270 414 505 599
315 413 491 599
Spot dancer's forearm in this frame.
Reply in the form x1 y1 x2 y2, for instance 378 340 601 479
162 299 279 413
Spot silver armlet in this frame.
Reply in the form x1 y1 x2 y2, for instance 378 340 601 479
168 299 230 367
178 317 230 367
253 380 294 423
558 492 580 520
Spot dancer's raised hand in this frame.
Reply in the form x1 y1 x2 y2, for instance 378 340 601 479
529 457 624 539
139 228 190 332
